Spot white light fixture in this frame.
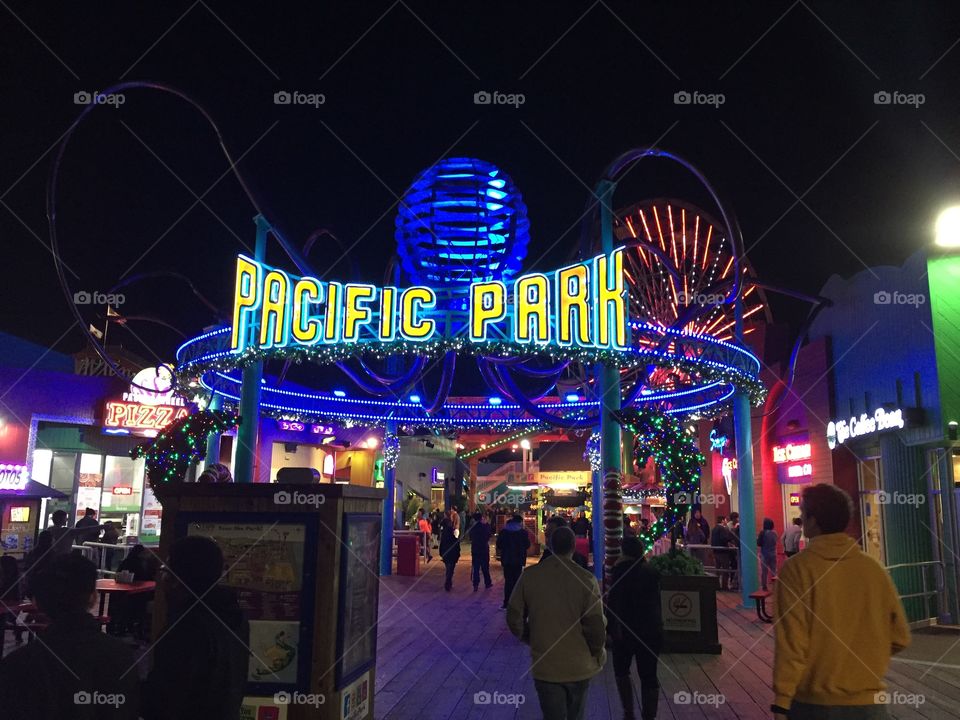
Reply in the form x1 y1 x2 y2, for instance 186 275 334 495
935 206 960 248
519 439 531 450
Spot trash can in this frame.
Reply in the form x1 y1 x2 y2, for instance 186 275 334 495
396 535 421 576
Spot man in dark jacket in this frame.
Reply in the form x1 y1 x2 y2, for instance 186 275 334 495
495 514 530 609
608 537 662 720
0 554 140 719
468 512 494 591
75 507 101 544
142 535 249 720
710 516 737 591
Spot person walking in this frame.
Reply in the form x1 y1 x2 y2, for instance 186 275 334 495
0 554 140 719
438 517 460 591
782 517 802 558
416 508 432 562
48 510 85 556
142 535 249 720
540 516 588 570
757 517 778 590
608 536 662 720
495 514 530 609
468 512 494 591
431 510 442 548
773 484 910 720
710 516 737 591
507 527 606 720
571 513 591 538
450 505 462 539
686 513 708 564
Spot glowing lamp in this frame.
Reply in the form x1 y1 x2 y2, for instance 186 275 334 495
489 397 502 405
519 439 531 450
564 393 580 402
333 390 347 398
409 395 421 403
935 206 960 248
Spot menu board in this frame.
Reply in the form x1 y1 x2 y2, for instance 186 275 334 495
336 513 381 688
186 520 313 690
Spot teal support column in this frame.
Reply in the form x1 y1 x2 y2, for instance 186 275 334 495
234 215 269 484
380 420 397 576
734 300 759 605
597 179 623 584
591 465 603 581
204 392 222 466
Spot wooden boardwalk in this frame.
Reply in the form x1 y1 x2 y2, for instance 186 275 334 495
374 555 960 719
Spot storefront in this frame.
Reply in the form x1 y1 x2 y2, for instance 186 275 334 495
0 464 66 557
0 334 192 546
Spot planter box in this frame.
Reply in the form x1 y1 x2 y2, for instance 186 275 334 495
659 574 721 654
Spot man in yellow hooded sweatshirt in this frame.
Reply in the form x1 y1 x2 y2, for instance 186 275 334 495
773 483 910 719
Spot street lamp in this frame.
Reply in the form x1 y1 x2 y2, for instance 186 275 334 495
935 206 960 248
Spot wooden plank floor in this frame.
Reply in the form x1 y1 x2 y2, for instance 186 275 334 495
373 555 960 719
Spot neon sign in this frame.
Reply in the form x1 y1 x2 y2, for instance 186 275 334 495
230 249 628 353
721 456 737 495
772 442 811 463
827 407 906 448
709 429 729 452
112 486 133 496
0 464 28 491
786 463 813 478
104 401 189 435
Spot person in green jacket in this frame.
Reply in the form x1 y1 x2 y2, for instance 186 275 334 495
507 526 606 720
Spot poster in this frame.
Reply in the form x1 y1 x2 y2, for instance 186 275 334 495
140 486 162 542
340 671 370 720
75 486 101 523
248 620 300 684
188 522 306 684
336 514 381 687
661 590 701 632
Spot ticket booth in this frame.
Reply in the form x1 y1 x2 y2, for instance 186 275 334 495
154 482 384 720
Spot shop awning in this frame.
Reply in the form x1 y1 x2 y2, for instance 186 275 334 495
0 480 68 500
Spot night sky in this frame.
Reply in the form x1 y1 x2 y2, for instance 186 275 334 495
3 2 960 366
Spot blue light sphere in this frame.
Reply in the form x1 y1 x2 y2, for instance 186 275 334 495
395 157 531 290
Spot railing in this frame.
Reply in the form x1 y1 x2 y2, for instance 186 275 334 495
885 560 945 623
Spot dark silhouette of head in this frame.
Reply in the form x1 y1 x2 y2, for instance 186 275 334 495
763 518 774 531
51 510 67 527
167 535 225 598
83 508 96 518
551 526 575 557
622 536 644 558
34 554 97 620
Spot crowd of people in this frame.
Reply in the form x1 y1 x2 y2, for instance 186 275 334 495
0 484 912 720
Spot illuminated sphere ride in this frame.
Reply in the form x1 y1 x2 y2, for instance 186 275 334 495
175 155 764 431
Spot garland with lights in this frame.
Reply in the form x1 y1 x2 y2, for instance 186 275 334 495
131 409 240 489
382 432 401 470
179 337 766 412
584 432 601 473
458 427 546 459
613 408 705 553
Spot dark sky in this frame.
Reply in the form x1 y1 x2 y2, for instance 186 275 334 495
3 1 960 367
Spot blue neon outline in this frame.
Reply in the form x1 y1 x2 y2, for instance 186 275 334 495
342 283 378 342
292 277 323 346
259 268 292 350
469 280 507 342
554 261 591 347
231 255 263 353
399 287 437 341
514 273 551 345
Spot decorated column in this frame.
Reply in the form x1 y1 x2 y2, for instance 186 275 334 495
233 215 269 484
379 423 399 576
734 299 759 604
203 392 222 467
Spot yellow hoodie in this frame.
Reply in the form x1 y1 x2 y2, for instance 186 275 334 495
773 532 910 709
